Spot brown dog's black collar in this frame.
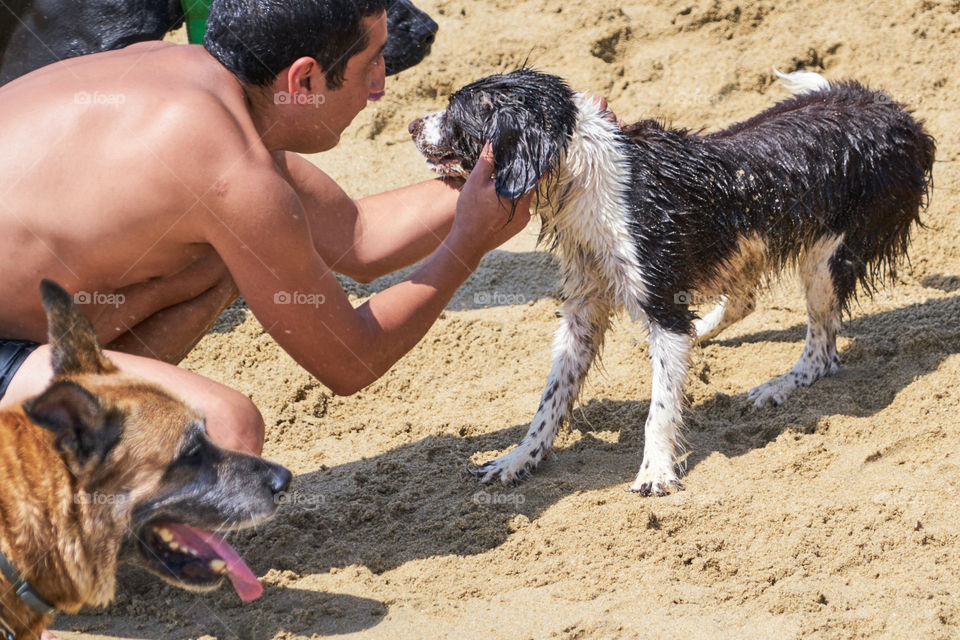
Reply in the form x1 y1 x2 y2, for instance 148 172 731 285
0 548 56 624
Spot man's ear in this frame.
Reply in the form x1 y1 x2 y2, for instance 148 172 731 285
482 107 559 200
286 56 325 99
23 380 122 474
40 280 117 377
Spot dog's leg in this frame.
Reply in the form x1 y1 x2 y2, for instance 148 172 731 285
694 291 757 343
475 294 611 484
629 324 693 495
748 236 842 407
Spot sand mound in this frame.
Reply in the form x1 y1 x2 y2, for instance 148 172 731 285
56 0 960 638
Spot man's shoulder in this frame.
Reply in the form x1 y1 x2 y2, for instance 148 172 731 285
135 48 261 152
202 153 302 224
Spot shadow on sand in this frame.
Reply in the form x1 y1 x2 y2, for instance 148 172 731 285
56 292 960 638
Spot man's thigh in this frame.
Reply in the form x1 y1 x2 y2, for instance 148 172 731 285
0 346 264 453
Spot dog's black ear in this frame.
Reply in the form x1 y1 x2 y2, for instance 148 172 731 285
40 279 117 377
23 380 122 472
483 107 558 200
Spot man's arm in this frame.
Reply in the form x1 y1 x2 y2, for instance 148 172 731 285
277 151 463 283
211 146 529 395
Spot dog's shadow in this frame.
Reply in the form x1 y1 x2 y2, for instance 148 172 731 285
55 292 960 638
249 293 960 577
687 292 960 464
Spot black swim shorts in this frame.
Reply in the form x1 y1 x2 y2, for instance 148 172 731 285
0 339 39 401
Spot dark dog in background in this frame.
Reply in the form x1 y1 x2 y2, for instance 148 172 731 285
0 0 437 85
410 68 935 496
0 0 182 84
0 281 291 639
384 0 437 75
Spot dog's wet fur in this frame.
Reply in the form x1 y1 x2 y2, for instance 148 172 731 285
0 281 290 638
410 68 935 495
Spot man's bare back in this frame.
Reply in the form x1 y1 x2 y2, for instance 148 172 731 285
0 41 271 347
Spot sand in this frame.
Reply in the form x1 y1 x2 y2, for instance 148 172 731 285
54 0 960 638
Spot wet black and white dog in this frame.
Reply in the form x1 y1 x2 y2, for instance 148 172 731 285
409 68 935 496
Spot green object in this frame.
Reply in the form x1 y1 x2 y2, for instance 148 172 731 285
181 0 212 44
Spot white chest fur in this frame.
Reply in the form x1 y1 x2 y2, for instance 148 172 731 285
540 95 650 320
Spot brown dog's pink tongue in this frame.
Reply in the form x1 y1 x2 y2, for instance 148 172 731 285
165 524 264 602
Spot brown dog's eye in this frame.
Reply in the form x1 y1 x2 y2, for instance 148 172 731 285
180 441 202 460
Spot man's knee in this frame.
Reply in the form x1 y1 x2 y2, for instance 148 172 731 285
206 389 265 455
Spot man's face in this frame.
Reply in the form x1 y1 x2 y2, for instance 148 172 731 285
311 12 388 150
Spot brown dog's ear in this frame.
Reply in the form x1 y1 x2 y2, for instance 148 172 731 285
23 380 122 473
40 279 117 377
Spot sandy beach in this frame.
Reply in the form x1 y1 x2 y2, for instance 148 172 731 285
55 0 960 637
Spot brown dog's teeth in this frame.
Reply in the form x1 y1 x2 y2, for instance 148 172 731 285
169 542 180 551
156 527 174 543
209 559 227 574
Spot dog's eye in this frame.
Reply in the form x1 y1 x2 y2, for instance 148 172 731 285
180 441 203 461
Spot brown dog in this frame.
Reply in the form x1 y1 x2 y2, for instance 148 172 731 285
0 281 291 640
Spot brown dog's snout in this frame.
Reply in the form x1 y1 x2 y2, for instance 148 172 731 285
408 117 424 137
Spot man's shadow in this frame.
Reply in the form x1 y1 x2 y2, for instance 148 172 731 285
339 249 562 310
58 290 960 638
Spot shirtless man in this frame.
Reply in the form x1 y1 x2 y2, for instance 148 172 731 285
0 0 532 454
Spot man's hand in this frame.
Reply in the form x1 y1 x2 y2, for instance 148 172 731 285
444 142 533 267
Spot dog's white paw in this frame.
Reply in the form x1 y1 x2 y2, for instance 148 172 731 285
747 374 799 407
629 465 684 497
473 446 542 485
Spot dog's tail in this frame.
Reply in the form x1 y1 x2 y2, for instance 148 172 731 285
773 68 830 94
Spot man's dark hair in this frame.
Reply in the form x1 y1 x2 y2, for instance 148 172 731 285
204 0 387 88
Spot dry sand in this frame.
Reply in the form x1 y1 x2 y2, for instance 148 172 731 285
55 0 960 638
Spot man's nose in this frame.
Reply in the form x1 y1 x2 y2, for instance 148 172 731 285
371 57 386 92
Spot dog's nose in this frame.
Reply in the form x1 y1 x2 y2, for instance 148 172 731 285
408 117 424 136
266 463 293 495
416 17 438 49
